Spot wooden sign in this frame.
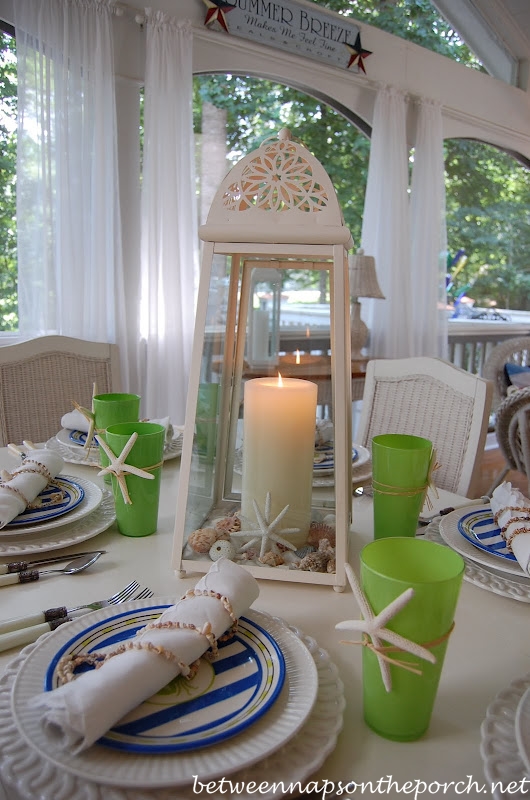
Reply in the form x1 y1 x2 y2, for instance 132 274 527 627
202 0 372 73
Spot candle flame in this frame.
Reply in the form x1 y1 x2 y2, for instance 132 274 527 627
277 372 284 387
295 349 301 365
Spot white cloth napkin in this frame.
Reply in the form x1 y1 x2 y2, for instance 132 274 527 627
0 449 64 529
34 558 259 753
61 410 174 443
490 481 530 575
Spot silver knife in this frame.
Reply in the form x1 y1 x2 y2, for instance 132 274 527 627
0 550 107 575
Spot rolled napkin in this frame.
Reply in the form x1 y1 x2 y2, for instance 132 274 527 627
61 410 174 444
490 481 530 575
0 449 64 529
34 558 259 753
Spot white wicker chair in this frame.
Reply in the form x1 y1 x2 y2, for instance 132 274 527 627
0 336 121 446
488 386 530 496
482 336 530 412
357 356 493 498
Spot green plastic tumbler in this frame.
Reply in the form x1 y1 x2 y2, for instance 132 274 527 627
372 433 433 539
105 421 165 537
360 537 464 741
93 393 141 480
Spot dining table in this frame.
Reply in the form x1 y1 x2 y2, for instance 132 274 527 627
0 444 529 800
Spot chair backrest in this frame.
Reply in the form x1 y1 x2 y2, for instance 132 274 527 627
0 336 121 446
494 387 530 488
357 356 493 497
482 336 530 411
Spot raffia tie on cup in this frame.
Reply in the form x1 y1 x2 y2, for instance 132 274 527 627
335 563 454 692
95 432 162 505
372 449 441 512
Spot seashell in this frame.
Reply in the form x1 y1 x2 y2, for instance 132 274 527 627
259 551 284 566
209 539 236 562
214 515 241 533
307 522 336 548
295 545 316 559
296 551 329 572
188 527 219 553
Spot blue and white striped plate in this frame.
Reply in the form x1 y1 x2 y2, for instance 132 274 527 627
69 429 99 448
457 507 517 562
44 605 285 754
313 444 359 473
6 477 85 528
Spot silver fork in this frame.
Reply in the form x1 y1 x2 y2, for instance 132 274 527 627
0 579 142 635
0 581 154 653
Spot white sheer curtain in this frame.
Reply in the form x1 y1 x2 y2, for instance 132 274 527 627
139 13 198 423
14 0 129 383
409 98 448 358
361 85 412 358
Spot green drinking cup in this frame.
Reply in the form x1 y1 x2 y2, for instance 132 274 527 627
93 393 141 480
372 433 433 539
360 537 465 741
105 421 165 537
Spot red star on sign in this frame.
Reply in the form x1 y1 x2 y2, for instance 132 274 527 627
346 32 372 74
203 0 234 33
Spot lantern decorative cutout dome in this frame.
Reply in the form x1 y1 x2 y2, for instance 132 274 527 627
172 128 354 591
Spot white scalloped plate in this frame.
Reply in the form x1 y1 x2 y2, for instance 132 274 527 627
0 489 115 556
480 672 530 799
423 522 530 602
0 610 344 800
12 606 318 789
3 476 101 536
47 431 182 465
515 686 530 776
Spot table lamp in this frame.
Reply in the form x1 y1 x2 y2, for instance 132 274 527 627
348 248 385 360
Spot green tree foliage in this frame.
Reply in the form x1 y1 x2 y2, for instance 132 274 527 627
0 31 17 330
194 1 530 310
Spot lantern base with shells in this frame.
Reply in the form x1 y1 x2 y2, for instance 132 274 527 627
185 493 336 573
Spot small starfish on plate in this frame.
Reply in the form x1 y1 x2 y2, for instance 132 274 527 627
335 562 436 692
231 492 300 559
96 432 154 505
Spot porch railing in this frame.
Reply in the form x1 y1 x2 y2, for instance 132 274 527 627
447 320 530 376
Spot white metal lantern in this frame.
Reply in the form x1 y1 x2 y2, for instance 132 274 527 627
172 129 354 590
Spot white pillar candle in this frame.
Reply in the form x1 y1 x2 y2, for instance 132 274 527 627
241 376 318 548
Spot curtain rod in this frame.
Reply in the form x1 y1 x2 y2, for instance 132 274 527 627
113 1 145 25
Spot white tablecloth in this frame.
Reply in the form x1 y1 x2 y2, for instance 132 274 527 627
0 449 528 799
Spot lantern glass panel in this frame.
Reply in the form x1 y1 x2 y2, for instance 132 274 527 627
181 256 341 561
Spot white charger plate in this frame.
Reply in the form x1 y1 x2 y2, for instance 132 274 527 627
438 505 526 578
480 672 530 799
0 614 343 800
423 522 530 602
11 605 319 789
0 489 115 557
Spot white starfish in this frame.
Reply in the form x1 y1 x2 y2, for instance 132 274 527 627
335 562 436 692
231 492 300 559
96 432 154 505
